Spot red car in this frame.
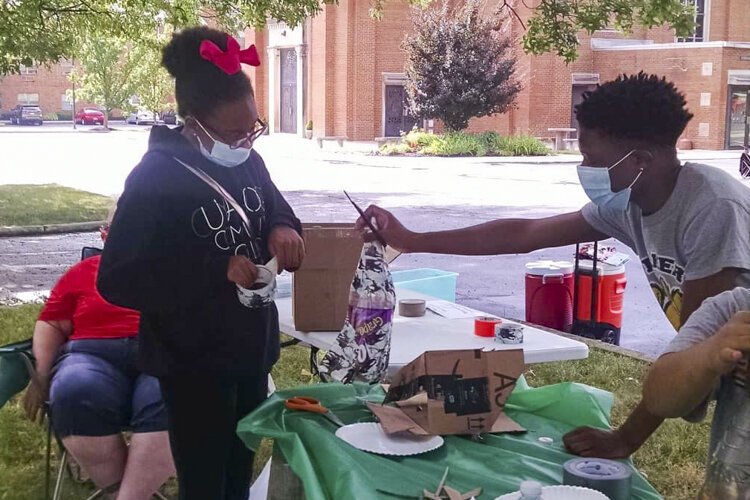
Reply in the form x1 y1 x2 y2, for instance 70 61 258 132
75 108 105 125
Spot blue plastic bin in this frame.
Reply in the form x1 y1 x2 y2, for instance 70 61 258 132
391 268 459 302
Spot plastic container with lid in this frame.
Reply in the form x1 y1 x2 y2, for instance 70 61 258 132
525 260 575 332
573 260 627 345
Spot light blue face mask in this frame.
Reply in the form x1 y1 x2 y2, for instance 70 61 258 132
576 150 643 211
193 119 252 168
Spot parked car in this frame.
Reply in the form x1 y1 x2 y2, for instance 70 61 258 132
161 110 178 125
126 110 156 125
9 105 43 125
75 108 105 125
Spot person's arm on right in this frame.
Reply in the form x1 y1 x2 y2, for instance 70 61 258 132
356 207 606 255
644 310 750 418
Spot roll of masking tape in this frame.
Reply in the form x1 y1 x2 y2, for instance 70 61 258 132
474 317 503 337
399 299 426 317
563 458 633 500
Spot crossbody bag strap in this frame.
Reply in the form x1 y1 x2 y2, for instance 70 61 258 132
173 156 252 232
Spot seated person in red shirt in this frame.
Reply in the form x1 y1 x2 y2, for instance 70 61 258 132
22 222 174 500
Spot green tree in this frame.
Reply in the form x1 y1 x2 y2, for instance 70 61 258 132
521 0 696 62
73 37 145 129
1 0 697 74
133 38 175 121
376 0 696 63
403 0 521 131
0 0 331 75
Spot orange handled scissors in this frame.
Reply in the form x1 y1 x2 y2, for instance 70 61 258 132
284 396 345 427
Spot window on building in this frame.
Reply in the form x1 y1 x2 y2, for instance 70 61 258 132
677 0 706 42
61 93 73 111
17 93 39 105
60 60 74 75
19 64 38 75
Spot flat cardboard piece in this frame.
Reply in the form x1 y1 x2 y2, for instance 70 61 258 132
293 223 363 331
369 349 526 436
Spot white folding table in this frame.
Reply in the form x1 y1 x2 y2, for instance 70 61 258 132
275 287 589 374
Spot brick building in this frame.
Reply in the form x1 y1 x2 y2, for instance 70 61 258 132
0 61 78 118
247 0 750 150
3 0 749 149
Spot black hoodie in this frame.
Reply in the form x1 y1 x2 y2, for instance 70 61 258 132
97 126 301 377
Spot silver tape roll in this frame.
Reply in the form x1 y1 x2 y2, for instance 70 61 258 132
563 458 633 500
399 299 426 317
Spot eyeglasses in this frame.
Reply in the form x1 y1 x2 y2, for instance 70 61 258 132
245 119 268 147
194 118 267 149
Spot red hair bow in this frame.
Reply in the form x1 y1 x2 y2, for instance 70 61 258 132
199 35 261 75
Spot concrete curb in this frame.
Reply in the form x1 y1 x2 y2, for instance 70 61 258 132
0 221 104 237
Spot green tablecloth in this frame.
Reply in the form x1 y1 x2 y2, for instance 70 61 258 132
237 379 662 500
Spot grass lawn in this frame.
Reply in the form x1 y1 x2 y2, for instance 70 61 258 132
0 184 112 227
0 304 708 498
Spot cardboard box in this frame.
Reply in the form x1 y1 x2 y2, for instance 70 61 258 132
292 223 363 331
368 349 526 436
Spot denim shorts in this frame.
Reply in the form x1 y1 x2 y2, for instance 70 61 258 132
48 338 168 438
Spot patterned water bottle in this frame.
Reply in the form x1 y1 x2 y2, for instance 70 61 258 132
699 398 750 499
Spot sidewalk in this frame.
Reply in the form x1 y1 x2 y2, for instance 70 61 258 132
258 133 743 164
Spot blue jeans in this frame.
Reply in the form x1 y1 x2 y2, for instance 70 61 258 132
49 338 168 438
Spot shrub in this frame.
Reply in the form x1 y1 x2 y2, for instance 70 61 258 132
43 112 59 121
428 132 487 157
498 135 550 156
379 131 549 157
403 128 438 149
476 131 505 154
57 111 73 121
379 142 414 155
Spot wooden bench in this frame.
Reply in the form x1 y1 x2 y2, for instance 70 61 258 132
563 138 579 151
536 136 555 148
315 136 347 148
548 127 577 151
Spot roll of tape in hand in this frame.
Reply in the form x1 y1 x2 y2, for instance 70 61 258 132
563 458 633 500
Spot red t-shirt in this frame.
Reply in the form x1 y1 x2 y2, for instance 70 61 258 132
39 255 140 340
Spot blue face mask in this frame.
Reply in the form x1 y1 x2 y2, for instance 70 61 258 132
577 150 643 211
192 118 252 168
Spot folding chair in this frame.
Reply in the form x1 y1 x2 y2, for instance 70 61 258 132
0 338 34 411
0 336 70 499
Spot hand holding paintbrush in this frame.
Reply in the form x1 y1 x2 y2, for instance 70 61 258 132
348 194 414 255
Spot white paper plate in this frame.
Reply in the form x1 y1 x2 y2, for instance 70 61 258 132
494 485 609 500
335 422 444 456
